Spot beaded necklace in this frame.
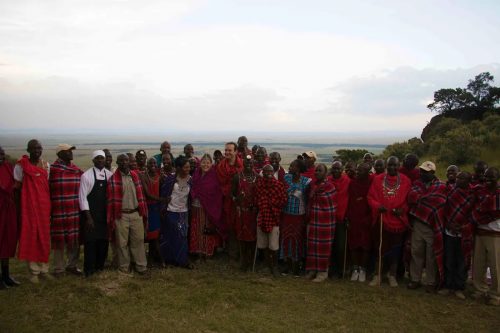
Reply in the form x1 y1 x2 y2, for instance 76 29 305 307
383 173 400 198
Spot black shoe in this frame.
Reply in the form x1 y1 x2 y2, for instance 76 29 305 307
425 285 437 294
3 276 21 287
407 281 421 290
65 267 83 276
0 280 9 290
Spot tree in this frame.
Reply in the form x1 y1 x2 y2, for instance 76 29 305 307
335 149 373 163
428 126 481 165
382 137 425 160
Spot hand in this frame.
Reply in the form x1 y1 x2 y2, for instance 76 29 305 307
85 216 95 233
392 208 403 217
378 206 387 213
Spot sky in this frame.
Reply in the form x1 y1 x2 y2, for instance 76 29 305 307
1 0 499 141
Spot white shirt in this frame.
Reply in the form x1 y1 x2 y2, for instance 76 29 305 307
478 218 500 233
79 167 114 211
13 161 50 181
167 177 191 213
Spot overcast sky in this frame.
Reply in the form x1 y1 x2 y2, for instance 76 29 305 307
1 0 499 138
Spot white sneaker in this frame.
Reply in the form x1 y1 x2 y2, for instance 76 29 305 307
29 274 39 284
358 269 366 282
387 274 398 287
350 269 359 281
369 275 380 286
312 272 328 283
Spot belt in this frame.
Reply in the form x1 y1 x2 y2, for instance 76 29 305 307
121 208 138 214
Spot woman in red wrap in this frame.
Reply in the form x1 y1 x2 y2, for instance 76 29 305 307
0 147 20 289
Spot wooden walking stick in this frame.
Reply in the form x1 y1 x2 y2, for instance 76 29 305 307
342 221 348 279
378 214 383 286
252 238 259 273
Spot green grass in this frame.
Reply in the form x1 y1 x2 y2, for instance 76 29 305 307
1 257 499 333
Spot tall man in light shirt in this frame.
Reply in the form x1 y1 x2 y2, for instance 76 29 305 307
79 150 113 277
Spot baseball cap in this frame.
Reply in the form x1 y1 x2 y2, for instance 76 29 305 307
419 161 436 172
302 151 317 160
56 144 75 154
92 150 106 159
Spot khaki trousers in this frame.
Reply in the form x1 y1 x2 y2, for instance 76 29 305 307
115 212 147 273
53 245 80 273
473 234 500 300
410 220 438 286
28 262 49 275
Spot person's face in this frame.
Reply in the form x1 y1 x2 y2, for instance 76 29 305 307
184 145 194 158
387 159 399 176
289 161 299 175
128 156 137 170
484 169 499 189
255 149 265 163
162 154 172 169
270 154 280 171
356 164 369 179
420 169 434 183
179 161 191 177
403 155 418 169
363 155 373 165
456 172 471 189
237 137 248 149
200 157 212 173
213 152 222 164
27 141 43 160
160 142 171 154
315 165 327 181
93 156 105 169
263 166 274 179
104 151 112 168
147 158 157 174
224 144 236 159
243 157 253 172
136 153 146 167
374 160 385 174
446 167 458 183
189 158 196 172
0 148 5 166
474 164 487 182
58 149 73 162
117 155 130 173
331 162 342 179
345 163 356 178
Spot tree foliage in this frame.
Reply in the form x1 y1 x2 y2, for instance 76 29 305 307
382 137 425 160
335 149 372 163
428 126 481 165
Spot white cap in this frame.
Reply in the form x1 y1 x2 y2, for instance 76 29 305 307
92 150 105 159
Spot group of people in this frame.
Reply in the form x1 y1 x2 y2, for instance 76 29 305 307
0 136 498 306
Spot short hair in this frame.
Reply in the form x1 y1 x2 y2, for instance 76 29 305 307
225 142 237 151
201 153 212 163
174 155 189 169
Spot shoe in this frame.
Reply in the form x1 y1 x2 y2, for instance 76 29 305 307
471 290 486 300
40 273 55 281
136 270 151 278
407 281 421 290
305 271 316 280
425 285 436 294
358 269 366 282
454 291 466 300
350 269 359 281
387 274 398 288
487 297 500 306
65 267 83 276
3 276 20 287
29 274 40 284
438 288 451 296
0 280 9 290
369 275 380 287
312 272 328 283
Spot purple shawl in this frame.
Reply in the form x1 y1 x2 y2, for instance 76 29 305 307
191 166 226 239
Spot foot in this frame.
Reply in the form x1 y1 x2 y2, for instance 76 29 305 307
40 273 55 281
358 269 366 283
0 280 9 290
350 269 359 281
487 297 500 306
387 274 398 288
425 285 436 294
29 274 40 284
305 271 316 280
136 270 151 278
65 267 83 276
471 290 486 300
454 291 466 300
368 275 380 287
3 276 21 287
437 288 451 296
407 281 421 290
271 267 280 278
312 272 328 283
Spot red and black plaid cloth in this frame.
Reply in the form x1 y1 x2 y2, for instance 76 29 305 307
472 184 500 228
255 176 287 233
107 170 148 240
445 186 475 269
49 159 83 250
408 178 447 284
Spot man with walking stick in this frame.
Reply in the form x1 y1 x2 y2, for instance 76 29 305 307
367 156 412 287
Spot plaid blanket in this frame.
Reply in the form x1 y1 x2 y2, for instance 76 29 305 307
49 159 83 250
408 178 447 284
305 180 337 272
107 170 148 240
471 184 500 226
445 186 475 269
256 176 287 233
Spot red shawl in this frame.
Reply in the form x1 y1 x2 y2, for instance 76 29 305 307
107 170 148 240
367 173 411 233
472 184 500 228
49 159 83 250
0 162 17 258
17 155 51 262
302 166 316 183
308 180 337 224
216 156 243 196
398 166 420 184
191 166 225 238
445 186 475 269
408 178 447 283
328 173 351 223
256 176 287 233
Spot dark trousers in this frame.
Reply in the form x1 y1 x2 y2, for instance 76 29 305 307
444 234 466 291
84 240 109 277
331 222 346 277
